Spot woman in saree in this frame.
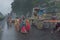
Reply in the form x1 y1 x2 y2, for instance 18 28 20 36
26 19 31 32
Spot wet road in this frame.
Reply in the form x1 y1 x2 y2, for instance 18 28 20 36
0 21 60 40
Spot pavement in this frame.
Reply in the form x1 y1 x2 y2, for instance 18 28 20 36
0 20 60 40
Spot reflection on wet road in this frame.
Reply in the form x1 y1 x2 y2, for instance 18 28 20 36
1 22 16 40
1 21 60 40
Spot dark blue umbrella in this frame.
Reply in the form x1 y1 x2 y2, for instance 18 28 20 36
38 10 44 15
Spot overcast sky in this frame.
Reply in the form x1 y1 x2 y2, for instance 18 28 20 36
0 0 14 15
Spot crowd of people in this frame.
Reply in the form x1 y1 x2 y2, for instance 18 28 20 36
7 16 31 33
7 15 60 34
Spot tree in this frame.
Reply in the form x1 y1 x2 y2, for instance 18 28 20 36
11 0 57 16
11 0 33 16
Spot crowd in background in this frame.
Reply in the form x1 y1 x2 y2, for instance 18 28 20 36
7 16 31 33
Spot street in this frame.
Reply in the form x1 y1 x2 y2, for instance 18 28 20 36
0 0 60 40
0 19 60 40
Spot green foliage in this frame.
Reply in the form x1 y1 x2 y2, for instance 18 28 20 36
56 2 60 8
32 0 39 6
11 0 33 16
0 16 4 21
11 0 60 16
0 12 4 21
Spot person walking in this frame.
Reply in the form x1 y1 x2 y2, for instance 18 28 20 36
7 16 12 29
26 19 30 32
15 17 20 32
20 16 27 33
54 22 60 33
